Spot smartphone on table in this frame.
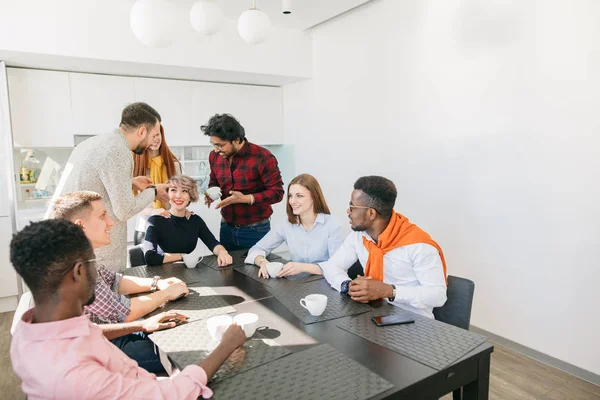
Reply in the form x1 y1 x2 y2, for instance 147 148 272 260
371 314 415 327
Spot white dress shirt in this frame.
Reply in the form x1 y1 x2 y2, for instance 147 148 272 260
320 231 447 318
245 213 344 266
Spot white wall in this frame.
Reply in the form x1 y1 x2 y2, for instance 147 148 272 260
0 0 311 81
284 0 600 376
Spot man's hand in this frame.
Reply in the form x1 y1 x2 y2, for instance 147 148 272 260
277 262 306 278
163 281 189 301
216 190 251 209
217 251 233 267
141 311 188 333
221 323 246 351
204 193 214 207
157 277 183 291
155 183 170 203
348 276 393 303
133 176 153 192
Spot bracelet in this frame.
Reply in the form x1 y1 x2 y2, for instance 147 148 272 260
150 276 161 292
249 194 255 205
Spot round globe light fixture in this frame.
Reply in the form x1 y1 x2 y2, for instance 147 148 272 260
130 0 177 48
238 1 272 45
190 0 223 36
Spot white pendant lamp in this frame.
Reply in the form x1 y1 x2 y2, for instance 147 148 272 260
130 0 177 47
238 0 272 45
190 0 223 36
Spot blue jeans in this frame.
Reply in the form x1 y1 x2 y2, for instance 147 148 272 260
220 221 271 251
110 332 165 374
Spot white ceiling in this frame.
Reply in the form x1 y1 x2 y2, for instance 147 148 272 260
177 0 372 31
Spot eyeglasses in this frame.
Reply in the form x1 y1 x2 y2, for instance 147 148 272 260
210 141 229 150
348 203 381 214
60 258 101 277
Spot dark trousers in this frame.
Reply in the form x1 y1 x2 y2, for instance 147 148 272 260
110 332 165 374
219 221 270 251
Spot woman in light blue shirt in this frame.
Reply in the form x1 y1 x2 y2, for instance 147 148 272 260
245 174 344 278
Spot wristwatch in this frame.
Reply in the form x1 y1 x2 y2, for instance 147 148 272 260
388 284 396 302
150 276 161 292
340 280 351 295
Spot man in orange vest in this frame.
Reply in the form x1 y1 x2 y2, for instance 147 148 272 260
320 176 448 318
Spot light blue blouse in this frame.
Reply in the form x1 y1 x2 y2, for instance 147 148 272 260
245 213 344 265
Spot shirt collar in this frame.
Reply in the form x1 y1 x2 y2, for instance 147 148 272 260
315 213 326 225
235 140 250 157
17 308 92 342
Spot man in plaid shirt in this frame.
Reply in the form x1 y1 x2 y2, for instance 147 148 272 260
202 114 284 250
47 191 190 373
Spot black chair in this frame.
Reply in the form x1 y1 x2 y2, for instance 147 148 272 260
433 275 475 400
347 260 364 280
128 245 146 267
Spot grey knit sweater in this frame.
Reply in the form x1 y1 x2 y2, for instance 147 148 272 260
46 131 155 272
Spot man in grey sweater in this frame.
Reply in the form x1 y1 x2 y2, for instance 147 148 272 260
46 103 169 272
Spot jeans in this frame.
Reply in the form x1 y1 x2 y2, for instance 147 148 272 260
110 332 165 374
219 221 271 251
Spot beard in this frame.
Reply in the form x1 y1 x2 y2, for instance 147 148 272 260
84 293 96 307
351 224 368 232
132 144 146 155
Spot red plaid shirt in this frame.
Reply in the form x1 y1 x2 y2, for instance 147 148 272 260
84 264 131 324
209 141 284 226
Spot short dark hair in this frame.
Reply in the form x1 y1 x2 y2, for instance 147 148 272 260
201 114 245 142
10 219 93 298
120 102 161 132
354 176 397 218
48 191 103 221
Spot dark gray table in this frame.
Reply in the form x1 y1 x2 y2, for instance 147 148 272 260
145 261 493 399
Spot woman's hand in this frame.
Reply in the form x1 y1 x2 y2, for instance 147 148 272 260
217 251 233 267
152 208 170 218
258 260 269 279
277 262 311 277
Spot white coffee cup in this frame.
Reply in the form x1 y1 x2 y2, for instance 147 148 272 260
266 262 283 278
205 187 222 201
233 313 259 338
206 315 232 341
299 294 328 316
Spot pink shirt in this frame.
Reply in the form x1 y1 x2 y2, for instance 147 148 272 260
11 309 214 400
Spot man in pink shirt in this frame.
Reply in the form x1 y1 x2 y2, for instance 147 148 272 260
10 219 246 399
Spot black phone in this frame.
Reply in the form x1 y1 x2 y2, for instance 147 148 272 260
371 314 415 327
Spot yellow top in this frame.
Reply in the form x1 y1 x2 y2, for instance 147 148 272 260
148 155 168 209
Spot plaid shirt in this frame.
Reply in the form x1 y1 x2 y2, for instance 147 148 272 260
209 141 284 225
84 264 131 324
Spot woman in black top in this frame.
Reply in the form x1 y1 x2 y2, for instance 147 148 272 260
143 175 233 267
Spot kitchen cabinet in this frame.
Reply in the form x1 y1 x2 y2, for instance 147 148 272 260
0 217 19 298
133 78 194 147
191 82 283 145
7 68 74 147
70 73 134 135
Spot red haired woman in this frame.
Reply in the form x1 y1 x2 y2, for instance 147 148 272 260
132 124 181 245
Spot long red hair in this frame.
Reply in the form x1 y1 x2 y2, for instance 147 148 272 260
133 124 178 180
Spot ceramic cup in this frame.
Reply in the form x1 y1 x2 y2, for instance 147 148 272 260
233 313 259 338
206 315 232 341
205 187 222 201
266 262 284 278
299 294 328 316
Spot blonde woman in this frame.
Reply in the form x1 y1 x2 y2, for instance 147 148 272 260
143 175 232 268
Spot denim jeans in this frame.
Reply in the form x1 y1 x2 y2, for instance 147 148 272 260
220 221 271 251
110 332 165 374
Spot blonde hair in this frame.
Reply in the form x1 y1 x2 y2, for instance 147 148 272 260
49 191 103 221
167 175 199 204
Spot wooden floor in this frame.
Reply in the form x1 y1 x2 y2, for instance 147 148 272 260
1 311 599 400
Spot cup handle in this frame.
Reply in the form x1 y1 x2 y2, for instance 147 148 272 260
300 298 308 310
